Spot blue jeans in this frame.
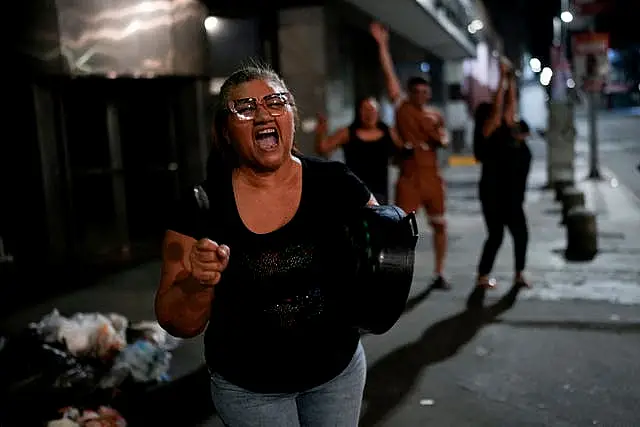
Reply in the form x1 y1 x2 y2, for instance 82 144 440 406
210 341 366 427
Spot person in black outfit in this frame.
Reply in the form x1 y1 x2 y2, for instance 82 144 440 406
315 96 403 204
470 59 532 306
155 65 377 426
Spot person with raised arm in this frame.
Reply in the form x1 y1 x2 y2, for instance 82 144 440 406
370 22 451 290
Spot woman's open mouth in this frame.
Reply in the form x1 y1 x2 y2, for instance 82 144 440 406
254 127 279 152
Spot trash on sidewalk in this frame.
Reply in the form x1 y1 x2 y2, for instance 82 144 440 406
29 309 128 361
128 320 181 351
47 406 127 427
47 419 80 427
0 308 182 424
99 339 172 389
0 327 98 392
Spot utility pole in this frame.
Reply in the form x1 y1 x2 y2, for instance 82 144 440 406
546 0 576 189
586 18 602 180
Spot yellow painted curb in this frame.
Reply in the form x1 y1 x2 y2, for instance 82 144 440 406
448 155 477 166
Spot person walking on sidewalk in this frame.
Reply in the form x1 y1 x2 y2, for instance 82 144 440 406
315 96 404 204
370 22 451 290
470 58 532 306
155 65 376 426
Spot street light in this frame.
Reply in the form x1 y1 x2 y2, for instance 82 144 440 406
530 57 542 73
560 11 573 23
467 19 484 34
540 67 553 86
204 16 219 32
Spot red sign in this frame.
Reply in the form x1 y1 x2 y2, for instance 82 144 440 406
572 33 610 92
573 33 609 56
571 0 611 16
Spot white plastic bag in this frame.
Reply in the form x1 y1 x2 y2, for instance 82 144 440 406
30 309 128 360
130 321 181 350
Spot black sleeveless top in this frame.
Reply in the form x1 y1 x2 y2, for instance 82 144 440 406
168 155 371 393
342 123 395 201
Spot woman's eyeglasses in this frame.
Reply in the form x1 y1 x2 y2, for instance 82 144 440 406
228 92 293 121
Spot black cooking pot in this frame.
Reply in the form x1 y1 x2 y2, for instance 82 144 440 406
343 205 419 335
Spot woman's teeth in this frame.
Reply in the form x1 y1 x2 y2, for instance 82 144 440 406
255 129 279 150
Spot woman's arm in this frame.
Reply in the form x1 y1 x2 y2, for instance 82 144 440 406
389 127 405 149
503 76 518 128
483 59 509 138
155 230 214 338
316 126 350 155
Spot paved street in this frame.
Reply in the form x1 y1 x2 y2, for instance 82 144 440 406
193 129 640 426
574 110 640 201
352 137 640 427
1 116 638 427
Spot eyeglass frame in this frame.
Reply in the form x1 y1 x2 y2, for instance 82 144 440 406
227 92 294 121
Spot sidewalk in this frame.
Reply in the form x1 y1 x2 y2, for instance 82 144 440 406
195 140 640 427
452 144 639 303
357 138 640 427
394 137 640 304
2 138 640 426
0 262 213 426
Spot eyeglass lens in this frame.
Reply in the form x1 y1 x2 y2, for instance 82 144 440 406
232 93 289 120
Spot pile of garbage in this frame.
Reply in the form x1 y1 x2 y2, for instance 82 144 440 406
0 309 181 425
48 406 127 427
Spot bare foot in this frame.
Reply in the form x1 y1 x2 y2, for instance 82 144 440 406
514 272 531 288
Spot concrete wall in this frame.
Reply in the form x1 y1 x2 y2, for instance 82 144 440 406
207 17 263 78
324 5 357 133
278 7 329 156
277 3 447 158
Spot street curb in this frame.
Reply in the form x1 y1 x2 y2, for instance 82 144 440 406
448 155 477 167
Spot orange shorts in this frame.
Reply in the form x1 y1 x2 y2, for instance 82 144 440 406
395 170 446 223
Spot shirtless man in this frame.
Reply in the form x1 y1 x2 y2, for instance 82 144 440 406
370 22 450 290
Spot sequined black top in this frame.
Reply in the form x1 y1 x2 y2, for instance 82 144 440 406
169 155 371 393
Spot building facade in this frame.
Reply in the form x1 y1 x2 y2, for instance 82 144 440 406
6 0 491 279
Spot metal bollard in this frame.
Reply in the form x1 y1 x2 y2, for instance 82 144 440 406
554 180 573 202
561 187 586 224
565 207 598 261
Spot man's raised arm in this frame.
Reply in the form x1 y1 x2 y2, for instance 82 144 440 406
370 22 403 105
